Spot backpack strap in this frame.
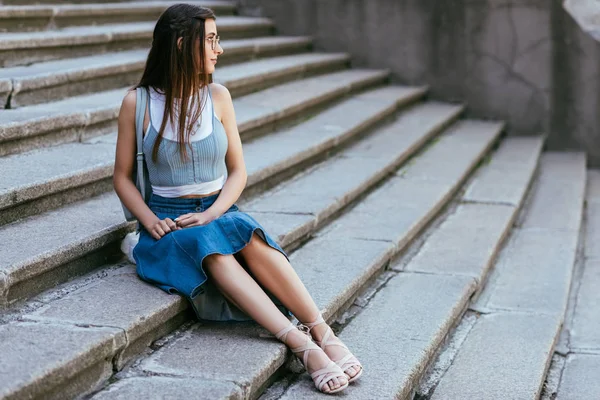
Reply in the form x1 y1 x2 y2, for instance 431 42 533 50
135 87 149 203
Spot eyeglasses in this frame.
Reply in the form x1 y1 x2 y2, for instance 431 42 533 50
207 35 220 51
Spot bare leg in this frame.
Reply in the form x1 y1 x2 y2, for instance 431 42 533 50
238 233 362 379
203 253 347 392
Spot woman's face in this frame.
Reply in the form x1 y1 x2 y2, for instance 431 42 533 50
202 18 223 74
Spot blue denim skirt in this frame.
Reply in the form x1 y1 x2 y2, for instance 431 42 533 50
133 192 292 322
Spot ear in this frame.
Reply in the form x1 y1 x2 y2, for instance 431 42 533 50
177 37 183 50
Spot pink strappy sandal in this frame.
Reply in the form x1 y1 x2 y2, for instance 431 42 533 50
275 322 349 394
303 314 364 383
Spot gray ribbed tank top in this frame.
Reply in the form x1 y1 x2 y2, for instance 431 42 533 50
142 87 228 187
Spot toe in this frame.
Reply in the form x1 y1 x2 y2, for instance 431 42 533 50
330 377 340 390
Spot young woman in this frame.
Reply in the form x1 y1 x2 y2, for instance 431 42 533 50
113 4 362 394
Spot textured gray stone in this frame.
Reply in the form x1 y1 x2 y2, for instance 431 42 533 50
139 323 286 398
0 321 125 400
5 51 348 107
327 119 503 246
396 120 505 183
521 153 586 232
0 139 115 209
244 102 465 217
244 85 426 187
557 354 600 400
23 269 188 364
1 85 424 217
215 52 349 92
406 203 516 283
431 313 562 400
463 136 544 205
585 199 600 260
90 376 242 400
235 69 389 126
0 17 272 50
570 260 600 351
0 191 131 303
342 102 463 160
482 228 579 315
586 169 600 203
325 178 452 245
288 236 394 320
0 66 383 153
281 273 476 399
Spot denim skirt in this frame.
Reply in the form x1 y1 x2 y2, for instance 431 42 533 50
133 192 292 322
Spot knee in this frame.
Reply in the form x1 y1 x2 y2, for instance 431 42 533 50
203 253 233 271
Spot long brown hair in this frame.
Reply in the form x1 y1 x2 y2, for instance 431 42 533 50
137 4 216 162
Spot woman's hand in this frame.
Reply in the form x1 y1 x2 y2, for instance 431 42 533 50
175 210 219 228
145 218 180 240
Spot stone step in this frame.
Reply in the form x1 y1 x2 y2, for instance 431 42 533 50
279 136 543 398
0 84 422 228
0 101 468 400
0 17 274 67
0 34 313 110
90 120 502 399
0 65 381 158
3 0 155 4
554 170 600 399
0 88 438 309
0 1 236 32
430 152 586 399
2 51 348 108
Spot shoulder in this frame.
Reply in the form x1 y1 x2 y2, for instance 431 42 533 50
209 83 232 105
121 89 137 112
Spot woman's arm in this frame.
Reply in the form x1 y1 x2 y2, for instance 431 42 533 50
113 90 178 239
175 83 247 228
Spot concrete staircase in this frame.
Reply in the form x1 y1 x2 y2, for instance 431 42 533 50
0 1 591 400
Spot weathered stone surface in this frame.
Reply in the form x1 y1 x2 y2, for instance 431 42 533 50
557 354 600 400
406 203 516 283
342 102 463 160
463 136 544 205
244 85 426 186
288 236 394 320
215 52 349 90
327 120 502 246
90 376 242 400
281 273 476 399
396 120 505 183
481 228 579 315
24 268 187 350
0 321 125 400
0 192 130 301
0 17 272 50
235 69 389 125
1 85 424 217
325 178 452 245
5 51 348 107
244 102 465 217
431 313 562 400
521 153 586 232
586 169 600 202
0 67 384 150
139 323 286 398
585 192 600 260
0 139 115 209
570 260 600 351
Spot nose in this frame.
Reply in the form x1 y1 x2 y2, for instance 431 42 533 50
216 41 223 55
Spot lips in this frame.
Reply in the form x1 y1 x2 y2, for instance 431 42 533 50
211 59 217 64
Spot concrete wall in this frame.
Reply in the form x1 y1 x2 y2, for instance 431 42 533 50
238 0 600 166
